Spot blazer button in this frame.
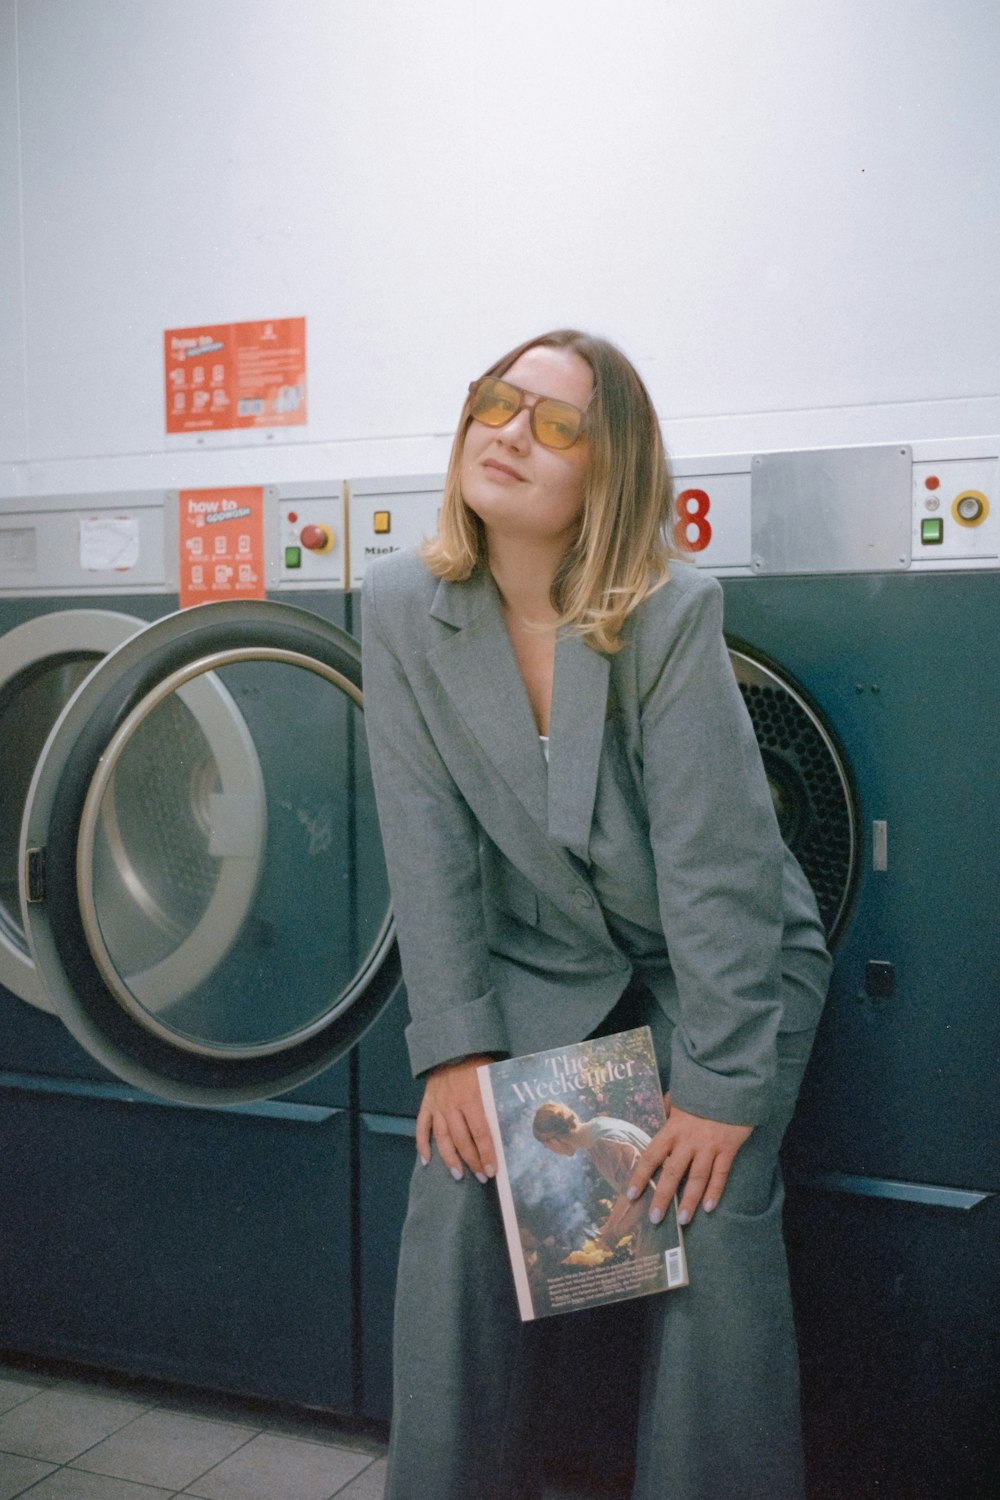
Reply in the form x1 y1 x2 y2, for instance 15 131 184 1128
572 886 595 909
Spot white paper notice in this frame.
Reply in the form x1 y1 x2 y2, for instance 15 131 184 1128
79 515 141 571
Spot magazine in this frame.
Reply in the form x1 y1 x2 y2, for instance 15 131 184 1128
478 1026 688 1321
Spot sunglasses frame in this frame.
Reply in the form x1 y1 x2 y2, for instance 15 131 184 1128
466 376 590 450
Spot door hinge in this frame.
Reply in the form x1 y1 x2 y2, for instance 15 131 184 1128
25 847 46 903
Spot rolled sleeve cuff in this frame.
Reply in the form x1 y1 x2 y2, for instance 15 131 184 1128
405 989 511 1078
667 1042 776 1127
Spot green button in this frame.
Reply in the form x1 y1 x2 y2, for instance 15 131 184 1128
285 546 302 568
921 518 943 546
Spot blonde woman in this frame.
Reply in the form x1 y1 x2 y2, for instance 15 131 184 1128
361 329 831 1500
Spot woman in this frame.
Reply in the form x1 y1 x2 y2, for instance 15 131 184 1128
361 329 831 1500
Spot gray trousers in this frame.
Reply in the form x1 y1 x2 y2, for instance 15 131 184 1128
385 1003 817 1500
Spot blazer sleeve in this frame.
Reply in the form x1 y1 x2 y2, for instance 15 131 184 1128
360 568 511 1075
638 573 792 1125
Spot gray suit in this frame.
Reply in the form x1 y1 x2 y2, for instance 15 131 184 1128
361 551 831 1499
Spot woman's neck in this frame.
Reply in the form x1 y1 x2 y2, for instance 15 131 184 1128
486 534 564 626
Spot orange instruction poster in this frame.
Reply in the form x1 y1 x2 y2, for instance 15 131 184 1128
178 486 266 608
165 317 307 435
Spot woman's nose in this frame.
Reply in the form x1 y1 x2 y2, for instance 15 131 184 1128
498 405 532 450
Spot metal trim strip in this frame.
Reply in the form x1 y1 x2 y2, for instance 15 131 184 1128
790 1169 991 1210
361 1112 417 1138
0 1070 341 1122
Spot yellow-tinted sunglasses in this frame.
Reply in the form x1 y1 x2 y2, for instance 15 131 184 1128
467 376 589 450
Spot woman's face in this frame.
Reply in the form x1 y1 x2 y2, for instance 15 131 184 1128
460 344 593 551
541 1135 578 1157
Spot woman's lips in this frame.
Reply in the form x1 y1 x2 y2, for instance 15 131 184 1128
482 458 526 481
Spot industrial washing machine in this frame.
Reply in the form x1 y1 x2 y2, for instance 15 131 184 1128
678 438 1000 1500
352 442 1000 1493
0 484 401 1413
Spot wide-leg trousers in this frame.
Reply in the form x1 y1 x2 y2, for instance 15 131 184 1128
384 1002 818 1500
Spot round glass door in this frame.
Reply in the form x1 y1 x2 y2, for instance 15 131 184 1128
0 610 145 1011
20 599 400 1105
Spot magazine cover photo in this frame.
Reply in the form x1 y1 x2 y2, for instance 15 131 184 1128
479 1026 688 1320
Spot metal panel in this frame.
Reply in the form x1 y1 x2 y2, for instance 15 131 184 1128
751 445 912 574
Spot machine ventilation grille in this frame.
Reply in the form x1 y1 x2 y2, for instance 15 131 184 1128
730 648 858 946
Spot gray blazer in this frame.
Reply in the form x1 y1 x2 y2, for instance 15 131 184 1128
360 551 831 1127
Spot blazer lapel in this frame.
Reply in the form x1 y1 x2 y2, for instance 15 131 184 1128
547 632 610 861
427 571 549 830
427 570 611 866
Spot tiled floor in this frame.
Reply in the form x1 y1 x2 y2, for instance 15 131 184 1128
0 1358 612 1500
0 1361 387 1500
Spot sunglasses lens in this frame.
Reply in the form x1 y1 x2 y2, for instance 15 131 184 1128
467 378 584 449
533 400 582 449
469 378 520 427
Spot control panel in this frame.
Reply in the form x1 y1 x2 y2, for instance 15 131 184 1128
3 442 994 602
273 490 345 588
673 444 998 576
911 458 997 565
347 476 443 588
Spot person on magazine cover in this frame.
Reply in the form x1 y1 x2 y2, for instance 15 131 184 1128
532 1100 658 1257
361 328 832 1500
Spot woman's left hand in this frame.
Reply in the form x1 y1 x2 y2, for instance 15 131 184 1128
627 1095 753 1227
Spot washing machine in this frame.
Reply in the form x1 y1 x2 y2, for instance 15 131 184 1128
0 484 400 1410
670 438 1000 1499
351 445 1000 1489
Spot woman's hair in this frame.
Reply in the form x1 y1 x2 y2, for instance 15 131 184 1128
532 1101 580 1141
421 329 682 653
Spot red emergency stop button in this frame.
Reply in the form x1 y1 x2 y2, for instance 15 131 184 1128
300 523 334 553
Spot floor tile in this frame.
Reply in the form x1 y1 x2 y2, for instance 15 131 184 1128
0 1389 148 1464
0 1450 57 1500
72 1408 257 1491
335 1457 386 1499
17 1470 176 1500
0 1381 43 1417
184 1431 373 1500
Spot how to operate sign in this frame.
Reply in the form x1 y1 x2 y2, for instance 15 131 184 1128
178 487 266 608
165 317 307 435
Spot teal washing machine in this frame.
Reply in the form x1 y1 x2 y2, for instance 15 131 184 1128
0 486 400 1412
351 445 1000 1492
687 441 1000 1500
355 445 1000 1492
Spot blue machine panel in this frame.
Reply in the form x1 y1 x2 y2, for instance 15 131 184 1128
721 571 999 1192
0 1085 355 1409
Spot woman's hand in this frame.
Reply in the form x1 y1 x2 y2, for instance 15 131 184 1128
627 1094 753 1226
416 1056 498 1184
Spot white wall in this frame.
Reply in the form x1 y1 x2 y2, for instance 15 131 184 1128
1 0 998 501
0 0 26 466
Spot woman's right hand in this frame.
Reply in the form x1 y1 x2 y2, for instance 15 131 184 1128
416 1056 498 1184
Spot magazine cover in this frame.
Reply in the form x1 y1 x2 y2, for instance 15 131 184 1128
478 1026 688 1321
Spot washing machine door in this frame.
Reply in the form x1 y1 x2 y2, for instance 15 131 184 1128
20 599 400 1106
0 610 146 1012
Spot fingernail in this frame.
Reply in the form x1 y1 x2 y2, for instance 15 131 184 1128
450 1167 464 1181
703 1199 715 1213
678 1208 690 1226
649 1206 663 1225
626 1186 638 1201
475 1172 488 1184
419 1154 430 1167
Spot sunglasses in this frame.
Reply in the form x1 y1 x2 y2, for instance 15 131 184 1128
466 376 590 450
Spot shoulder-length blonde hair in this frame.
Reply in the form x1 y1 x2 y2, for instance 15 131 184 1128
421 329 681 653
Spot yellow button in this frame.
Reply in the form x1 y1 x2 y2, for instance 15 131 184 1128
373 511 391 534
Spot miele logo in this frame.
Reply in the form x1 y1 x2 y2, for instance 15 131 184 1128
365 544 401 555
